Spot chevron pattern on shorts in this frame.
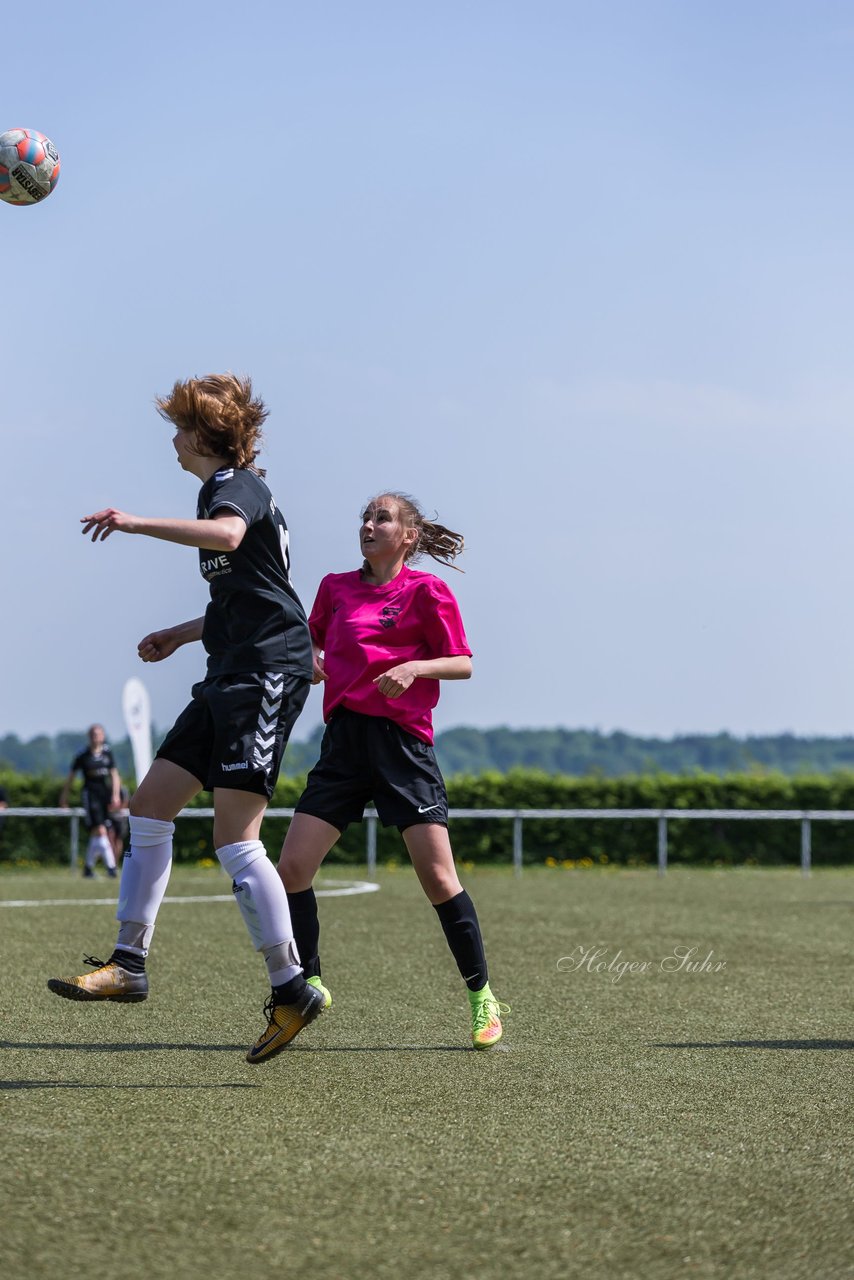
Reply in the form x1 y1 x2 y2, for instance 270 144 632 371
253 673 284 772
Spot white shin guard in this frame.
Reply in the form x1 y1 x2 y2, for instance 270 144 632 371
115 816 175 953
218 840 301 983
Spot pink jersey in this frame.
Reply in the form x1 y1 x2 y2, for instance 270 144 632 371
308 565 472 743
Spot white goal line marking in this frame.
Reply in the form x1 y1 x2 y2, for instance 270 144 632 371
0 878 381 909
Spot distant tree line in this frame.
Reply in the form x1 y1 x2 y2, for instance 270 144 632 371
0 726 327 783
6 725 854 780
434 727 854 776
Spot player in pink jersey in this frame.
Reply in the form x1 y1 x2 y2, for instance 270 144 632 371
278 492 508 1048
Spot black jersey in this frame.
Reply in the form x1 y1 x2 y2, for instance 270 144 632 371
197 467 313 678
71 747 116 794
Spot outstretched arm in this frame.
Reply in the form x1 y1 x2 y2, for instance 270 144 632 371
138 617 205 663
81 510 246 552
373 654 472 699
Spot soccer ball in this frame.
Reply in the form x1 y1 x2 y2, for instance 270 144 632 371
0 128 60 206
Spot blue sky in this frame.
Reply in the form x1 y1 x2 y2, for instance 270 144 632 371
4 1 854 743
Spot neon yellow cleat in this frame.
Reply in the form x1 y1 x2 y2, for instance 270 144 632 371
47 955 149 1004
246 983 325 1064
306 975 332 1008
468 984 509 1049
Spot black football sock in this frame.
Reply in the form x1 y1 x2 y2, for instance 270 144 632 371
433 890 488 991
110 947 146 974
272 974 308 1005
287 888 321 979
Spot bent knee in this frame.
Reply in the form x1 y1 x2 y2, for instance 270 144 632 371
278 855 312 892
426 874 463 904
129 794 174 821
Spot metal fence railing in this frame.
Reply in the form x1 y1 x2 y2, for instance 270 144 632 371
3 805 849 877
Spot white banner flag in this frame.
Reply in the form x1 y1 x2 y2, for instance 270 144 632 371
122 678 153 785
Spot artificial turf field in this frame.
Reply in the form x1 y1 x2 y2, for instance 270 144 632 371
1 864 851 1280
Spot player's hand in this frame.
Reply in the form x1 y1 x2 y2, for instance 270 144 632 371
373 663 417 699
312 654 328 685
81 508 138 541
138 627 183 663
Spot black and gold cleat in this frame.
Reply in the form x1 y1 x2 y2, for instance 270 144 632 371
47 955 149 1003
245 982 325 1064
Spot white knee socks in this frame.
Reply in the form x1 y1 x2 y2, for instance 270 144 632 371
85 832 114 871
115 816 175 954
217 840 302 986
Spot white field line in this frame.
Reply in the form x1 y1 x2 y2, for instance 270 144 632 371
0 878 381 908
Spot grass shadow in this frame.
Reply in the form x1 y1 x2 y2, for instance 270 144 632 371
0 1039 245 1052
652 1038 853 1050
0 1038 483 1055
288 1044 477 1052
1 1080 258 1090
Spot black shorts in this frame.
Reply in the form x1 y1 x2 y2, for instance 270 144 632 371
295 707 448 832
109 814 130 842
156 671 310 799
82 790 110 832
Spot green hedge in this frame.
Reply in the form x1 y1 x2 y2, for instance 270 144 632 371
3 768 854 867
442 771 854 866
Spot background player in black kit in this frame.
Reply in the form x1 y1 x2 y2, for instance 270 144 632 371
108 783 131 865
60 724 121 878
48 373 325 1062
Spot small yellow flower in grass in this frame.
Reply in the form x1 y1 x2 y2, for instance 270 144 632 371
196 857 216 869
562 859 576 870
579 857 594 868
545 856 557 868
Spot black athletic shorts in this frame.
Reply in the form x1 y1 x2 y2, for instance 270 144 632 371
82 789 110 832
108 813 130 842
295 707 448 832
156 671 310 799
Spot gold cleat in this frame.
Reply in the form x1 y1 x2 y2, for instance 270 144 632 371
246 983 325 1064
47 955 149 1004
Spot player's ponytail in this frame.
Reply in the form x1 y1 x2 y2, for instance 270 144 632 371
415 517 465 568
